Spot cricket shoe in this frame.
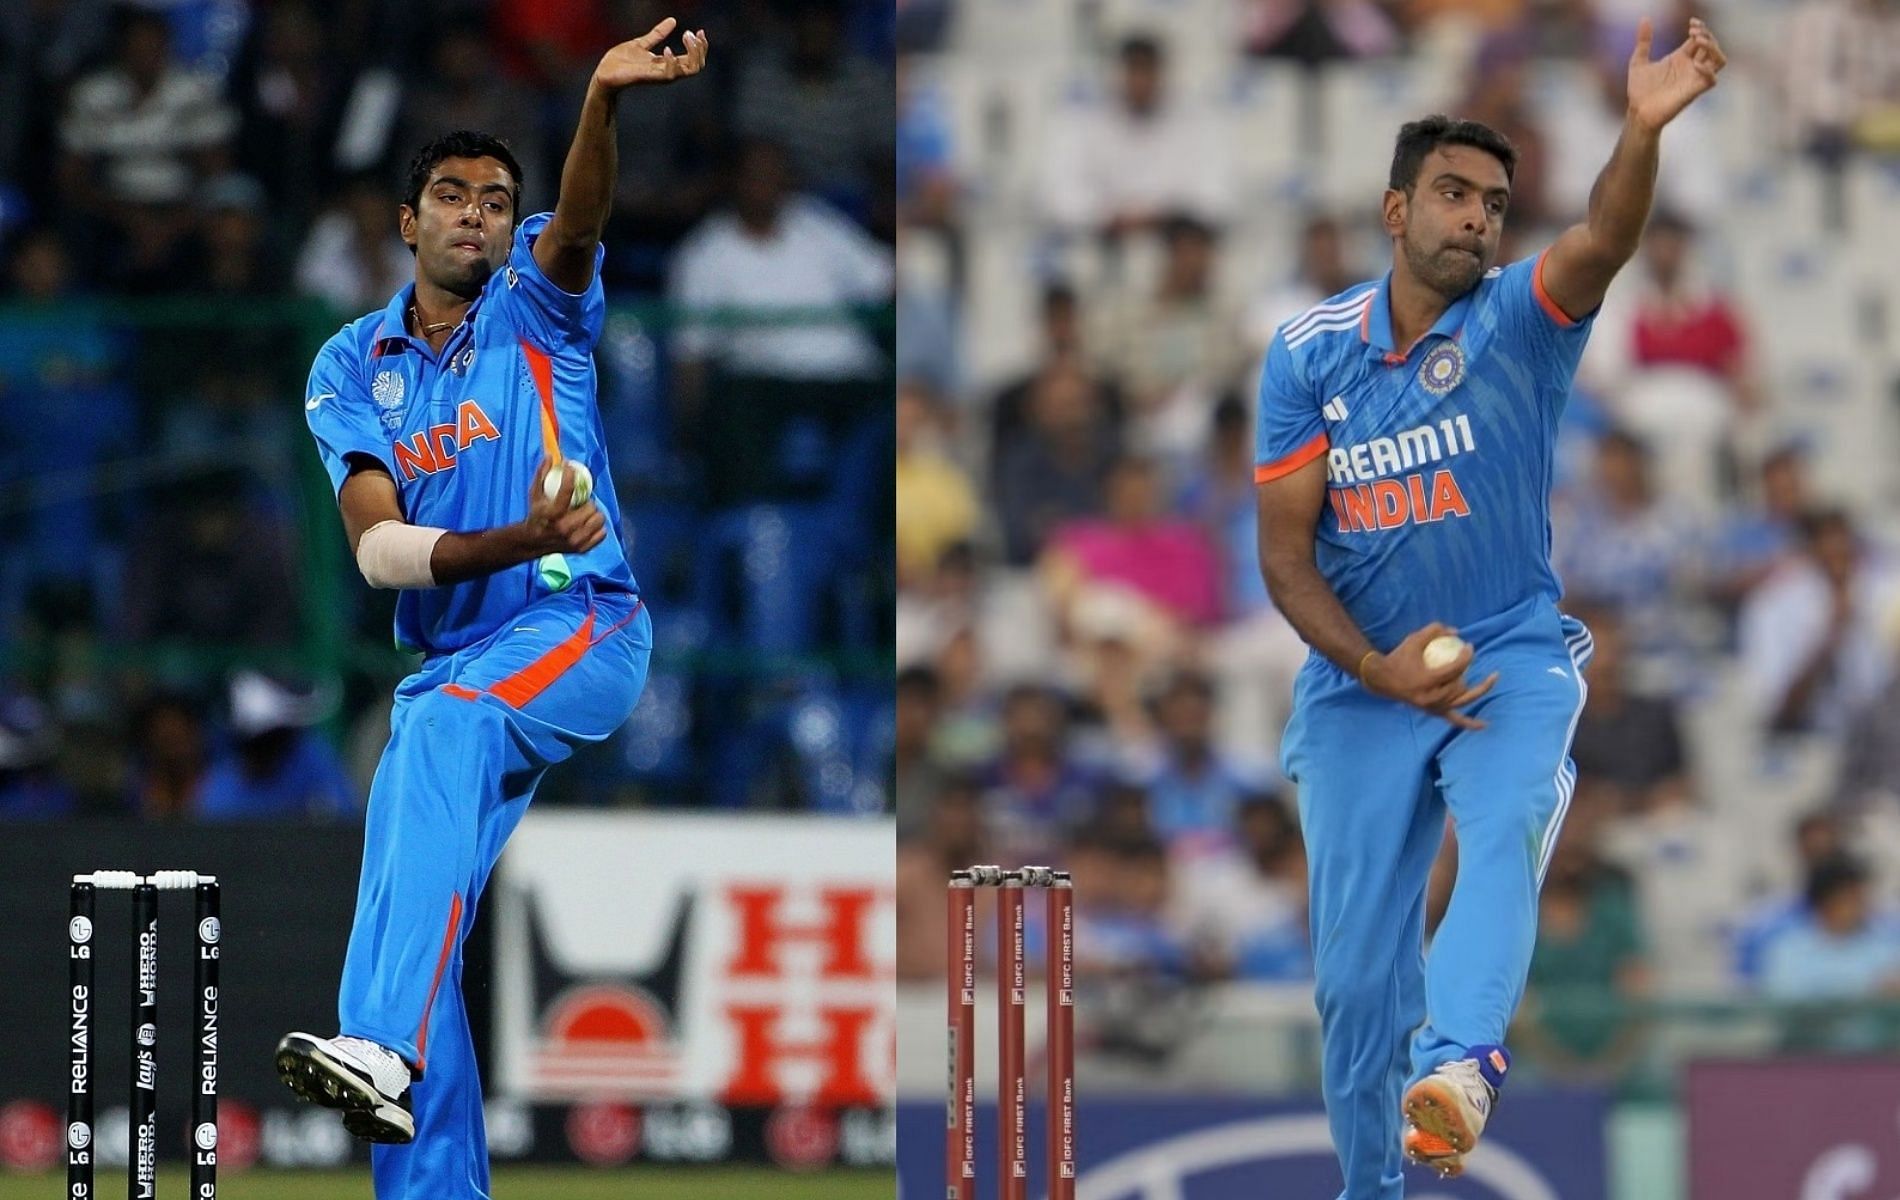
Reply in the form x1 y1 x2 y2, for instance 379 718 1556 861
1402 1047 1507 1176
1403 1120 1466 1178
275 1032 416 1143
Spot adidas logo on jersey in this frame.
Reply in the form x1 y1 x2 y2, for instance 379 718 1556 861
1322 395 1349 421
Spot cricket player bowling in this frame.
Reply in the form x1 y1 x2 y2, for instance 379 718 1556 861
272 19 708 1200
1252 18 1724 1196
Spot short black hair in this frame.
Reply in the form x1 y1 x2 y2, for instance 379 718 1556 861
1388 115 1517 194
1119 33 1163 65
403 130 525 221
1806 854 1869 910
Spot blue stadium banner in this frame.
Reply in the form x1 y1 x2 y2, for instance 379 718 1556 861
897 1090 1607 1200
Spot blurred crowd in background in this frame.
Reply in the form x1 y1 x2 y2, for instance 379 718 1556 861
0 0 896 820
894 0 1900 1077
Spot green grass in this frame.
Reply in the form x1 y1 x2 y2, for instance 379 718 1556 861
0 1166 893 1198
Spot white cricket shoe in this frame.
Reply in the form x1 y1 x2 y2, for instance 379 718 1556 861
1402 1057 1496 1176
275 1032 416 1143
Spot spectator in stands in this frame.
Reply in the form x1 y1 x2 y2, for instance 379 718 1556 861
1243 213 1365 372
895 378 977 588
1458 35 1551 232
1041 34 1232 237
1734 811 1849 984
1585 211 1759 509
990 283 1121 467
1042 455 1224 633
188 172 279 296
128 692 208 821
979 683 1099 864
895 51 955 232
993 362 1119 565
1172 791 1311 981
1783 0 1900 166
1086 213 1248 465
1623 211 1756 405
1707 444 1812 624
1552 429 1702 686
397 27 546 216
1516 822 1652 1075
227 1 338 225
1761 856 1900 1050
1582 602 1752 993
1179 396 1272 618
197 671 356 820
57 6 236 288
1740 508 1900 735
1073 835 1196 980
295 173 414 315
1132 669 1261 850
123 471 300 647
0 0 113 208
1568 602 1690 811
733 0 892 212
894 774 986 980
1244 0 1398 61
0 692 77 818
0 225 135 630
669 138 893 408
893 663 947 833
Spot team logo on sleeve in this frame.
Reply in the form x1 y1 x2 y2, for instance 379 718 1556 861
372 369 406 430
1418 343 1466 397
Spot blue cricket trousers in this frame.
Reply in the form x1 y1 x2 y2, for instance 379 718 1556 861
338 581 651 1200
1282 596 1591 1199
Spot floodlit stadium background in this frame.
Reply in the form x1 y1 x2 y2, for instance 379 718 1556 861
893 0 1900 1196
0 0 894 1190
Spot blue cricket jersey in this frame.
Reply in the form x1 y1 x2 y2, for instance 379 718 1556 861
1254 250 1596 649
304 212 638 655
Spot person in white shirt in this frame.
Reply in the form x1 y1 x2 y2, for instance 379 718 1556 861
668 138 893 405
1741 508 1900 736
1040 34 1233 237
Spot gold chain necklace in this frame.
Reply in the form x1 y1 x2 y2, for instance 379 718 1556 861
409 303 459 336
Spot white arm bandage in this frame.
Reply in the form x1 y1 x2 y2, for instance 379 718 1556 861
356 519 448 590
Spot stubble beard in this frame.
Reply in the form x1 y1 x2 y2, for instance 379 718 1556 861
1403 230 1486 300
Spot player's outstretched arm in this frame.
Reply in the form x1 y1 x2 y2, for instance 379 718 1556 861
535 17 709 294
1257 458 1497 729
1540 16 1727 322
338 459 604 589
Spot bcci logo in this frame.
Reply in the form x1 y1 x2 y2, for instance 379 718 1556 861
1418 343 1466 397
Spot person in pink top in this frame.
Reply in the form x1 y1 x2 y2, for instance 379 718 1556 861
1044 455 1224 628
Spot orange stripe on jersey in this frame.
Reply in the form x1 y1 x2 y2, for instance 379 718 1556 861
414 890 464 1073
440 683 481 701
520 339 562 462
1255 433 1329 484
1532 249 1580 328
488 611 597 708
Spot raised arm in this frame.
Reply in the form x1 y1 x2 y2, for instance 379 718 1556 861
535 17 709 294
1538 17 1727 322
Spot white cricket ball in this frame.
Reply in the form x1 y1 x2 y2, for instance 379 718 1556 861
542 461 593 509
1422 635 1467 671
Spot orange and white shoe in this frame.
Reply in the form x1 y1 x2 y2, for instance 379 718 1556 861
1402 1053 1502 1175
1402 1120 1466 1178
